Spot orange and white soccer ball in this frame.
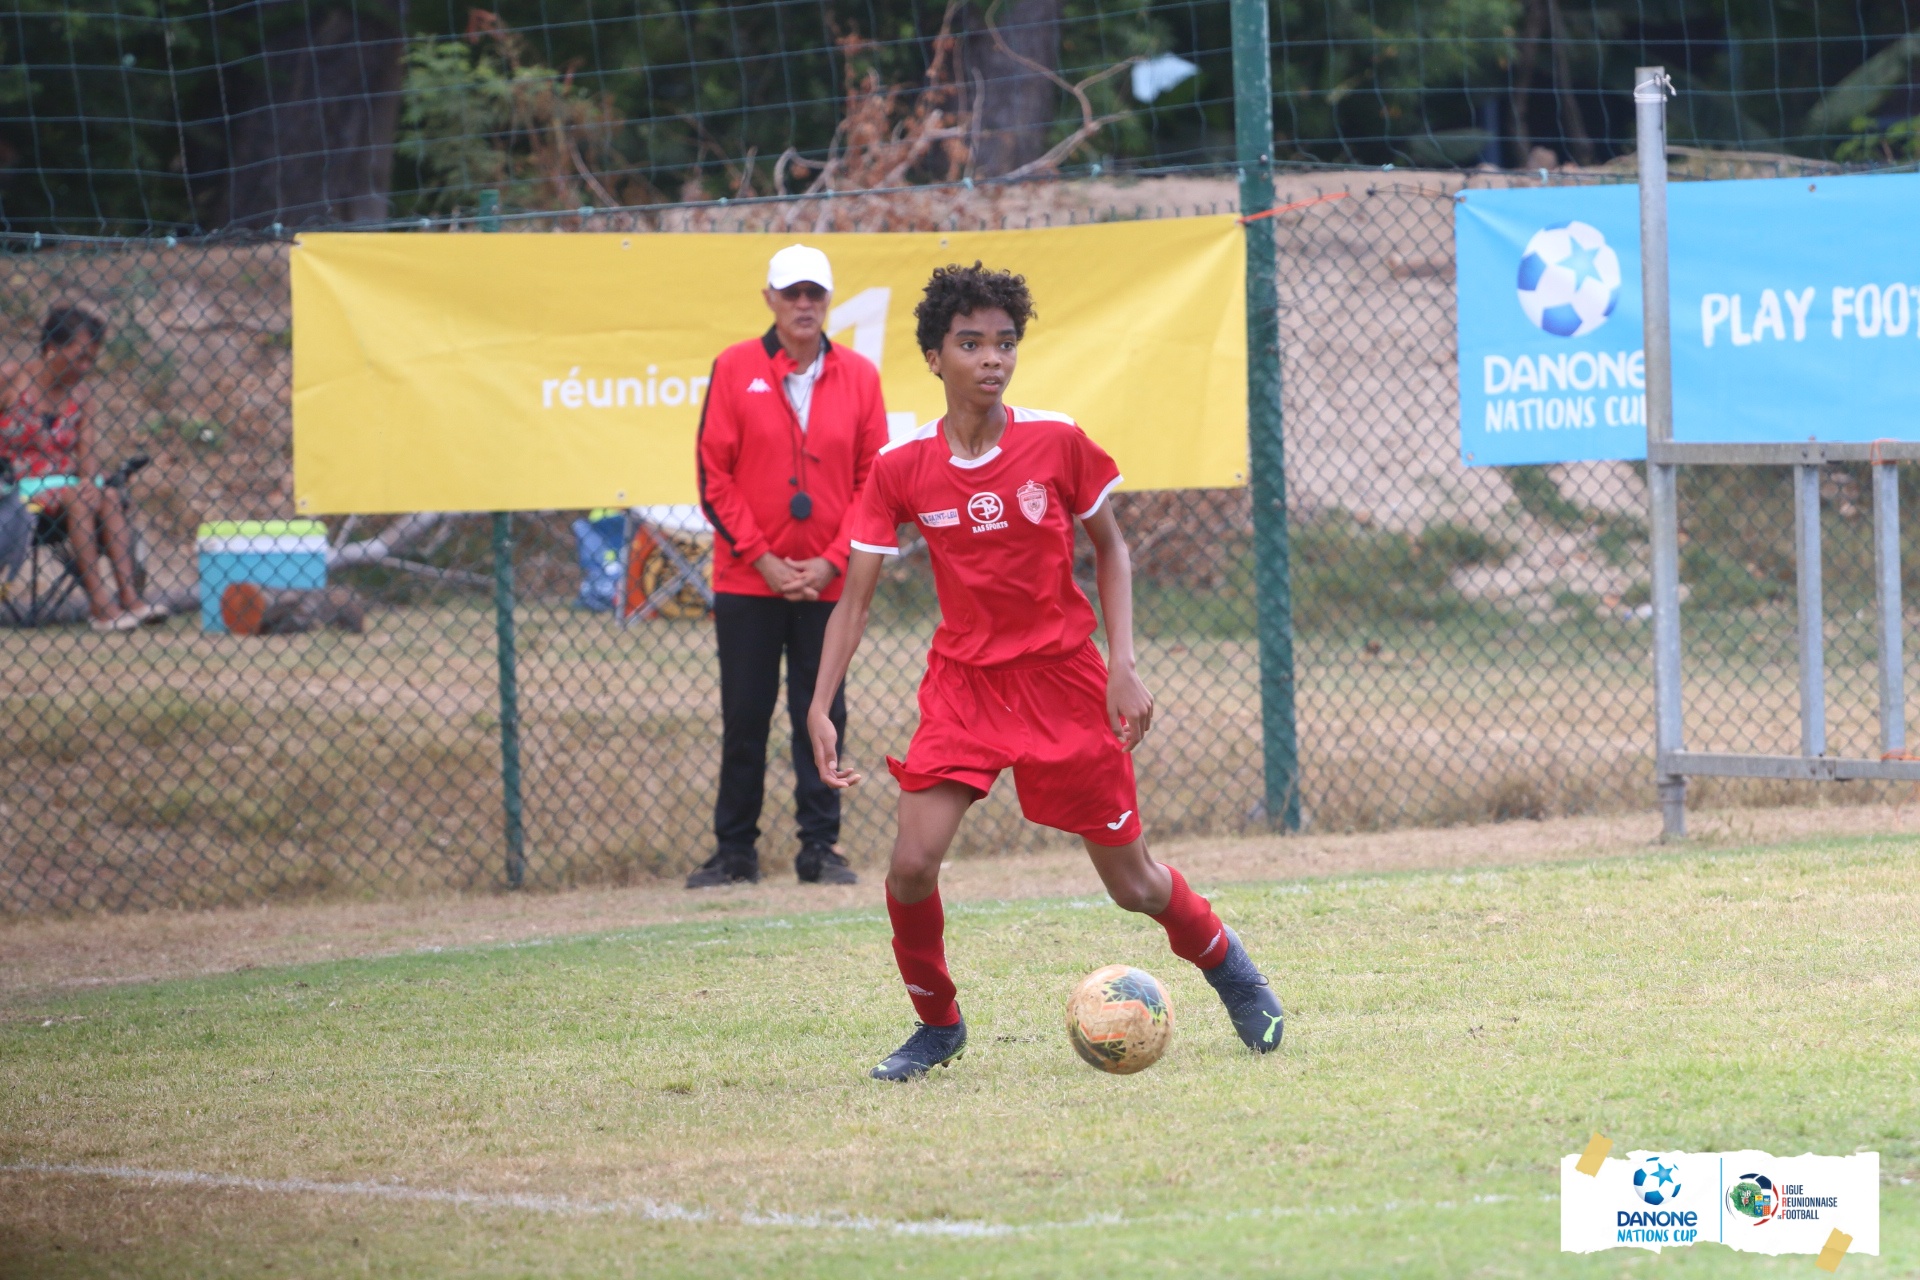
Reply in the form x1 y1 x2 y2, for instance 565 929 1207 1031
1066 964 1173 1074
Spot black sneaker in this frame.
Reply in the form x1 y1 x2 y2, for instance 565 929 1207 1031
1202 928 1285 1053
795 843 858 885
684 851 759 889
869 1011 967 1081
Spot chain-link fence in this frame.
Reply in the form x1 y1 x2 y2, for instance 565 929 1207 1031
9 0 1918 235
4 174 1911 914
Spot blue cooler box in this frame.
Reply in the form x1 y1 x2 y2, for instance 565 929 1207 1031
197 519 329 632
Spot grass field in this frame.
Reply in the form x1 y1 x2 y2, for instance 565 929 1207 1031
2 824 1915 1276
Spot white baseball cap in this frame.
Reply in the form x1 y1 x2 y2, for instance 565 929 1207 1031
767 243 833 292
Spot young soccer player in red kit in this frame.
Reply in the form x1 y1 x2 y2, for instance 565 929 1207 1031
807 263 1286 1080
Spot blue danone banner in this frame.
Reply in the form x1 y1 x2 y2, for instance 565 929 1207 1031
1456 185 1643 465
1456 172 1920 466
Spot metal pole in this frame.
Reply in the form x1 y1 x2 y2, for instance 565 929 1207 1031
1873 462 1905 756
1230 0 1301 831
1794 464 1827 757
1636 67 1686 839
480 189 527 888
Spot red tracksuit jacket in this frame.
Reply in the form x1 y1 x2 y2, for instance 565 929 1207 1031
696 329 888 602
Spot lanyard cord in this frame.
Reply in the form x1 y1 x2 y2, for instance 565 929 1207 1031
785 358 813 519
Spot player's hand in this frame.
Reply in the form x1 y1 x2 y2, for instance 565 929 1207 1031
1107 665 1155 752
808 705 863 788
782 556 838 601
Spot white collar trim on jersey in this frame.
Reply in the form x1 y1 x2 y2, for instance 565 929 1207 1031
947 445 1001 469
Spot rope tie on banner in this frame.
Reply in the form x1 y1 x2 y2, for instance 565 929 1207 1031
1633 71 1676 104
1239 192 1349 225
1869 438 1899 466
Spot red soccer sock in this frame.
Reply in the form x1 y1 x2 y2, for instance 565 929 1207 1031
886 885 960 1026
1150 865 1229 970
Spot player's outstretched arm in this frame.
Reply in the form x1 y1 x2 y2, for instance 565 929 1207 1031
1082 505 1155 751
808 548 885 788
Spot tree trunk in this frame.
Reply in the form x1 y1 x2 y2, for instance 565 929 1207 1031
223 1 407 228
960 0 1063 177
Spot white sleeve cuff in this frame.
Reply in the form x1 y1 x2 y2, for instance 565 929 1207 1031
1076 474 1123 520
850 539 900 556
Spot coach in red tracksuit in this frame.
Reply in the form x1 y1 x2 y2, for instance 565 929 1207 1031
690 244 889 888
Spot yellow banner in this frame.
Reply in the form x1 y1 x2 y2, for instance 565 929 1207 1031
291 218 1246 513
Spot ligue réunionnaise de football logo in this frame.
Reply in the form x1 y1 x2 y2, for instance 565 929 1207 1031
1632 1156 1682 1207
1516 221 1621 338
1728 1172 1784 1224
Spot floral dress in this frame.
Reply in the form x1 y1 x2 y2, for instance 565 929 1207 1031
0 385 82 482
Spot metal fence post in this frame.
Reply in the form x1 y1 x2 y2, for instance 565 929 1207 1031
1636 67 1686 840
1230 0 1301 831
480 189 527 888
1794 463 1827 757
1873 461 1905 756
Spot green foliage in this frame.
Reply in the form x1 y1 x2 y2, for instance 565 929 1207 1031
398 27 627 215
8 0 1920 231
1682 543 1785 609
1291 510 1503 629
1505 466 1586 530
1418 520 1507 567
1836 114 1920 164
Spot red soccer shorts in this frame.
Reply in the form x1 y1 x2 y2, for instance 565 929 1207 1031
886 640 1144 846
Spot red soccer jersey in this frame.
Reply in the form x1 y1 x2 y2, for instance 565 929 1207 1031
850 405 1123 667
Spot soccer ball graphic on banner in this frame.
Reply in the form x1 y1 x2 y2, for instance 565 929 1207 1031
1515 221 1622 338
1632 1156 1683 1206
1067 965 1173 1074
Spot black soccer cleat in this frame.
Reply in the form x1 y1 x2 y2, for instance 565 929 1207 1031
1203 928 1285 1053
684 851 760 889
796 843 858 885
869 1011 967 1081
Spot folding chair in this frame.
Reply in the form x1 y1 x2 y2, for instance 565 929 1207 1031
0 454 150 627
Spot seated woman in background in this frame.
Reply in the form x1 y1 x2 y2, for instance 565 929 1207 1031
0 306 160 631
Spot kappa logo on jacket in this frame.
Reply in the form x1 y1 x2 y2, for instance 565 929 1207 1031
746 377 772 393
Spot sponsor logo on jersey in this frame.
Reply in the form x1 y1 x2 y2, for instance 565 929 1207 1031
746 377 772 393
1017 479 1048 523
918 508 960 528
967 492 1008 532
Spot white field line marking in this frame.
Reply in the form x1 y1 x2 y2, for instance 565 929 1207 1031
1 1162 1547 1237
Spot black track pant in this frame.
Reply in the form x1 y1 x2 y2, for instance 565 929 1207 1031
712 592 846 858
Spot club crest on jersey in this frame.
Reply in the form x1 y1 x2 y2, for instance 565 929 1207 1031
967 492 1008 532
1017 480 1047 524
918 508 959 528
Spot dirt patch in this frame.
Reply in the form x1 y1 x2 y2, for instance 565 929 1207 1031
4 800 1913 1008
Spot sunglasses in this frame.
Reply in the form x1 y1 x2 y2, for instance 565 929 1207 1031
777 283 828 303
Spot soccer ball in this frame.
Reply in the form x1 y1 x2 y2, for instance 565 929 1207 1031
1066 964 1172 1074
1515 221 1622 338
1633 1156 1683 1206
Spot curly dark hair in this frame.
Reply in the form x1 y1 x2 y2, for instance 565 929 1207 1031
913 262 1035 356
39 305 105 352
